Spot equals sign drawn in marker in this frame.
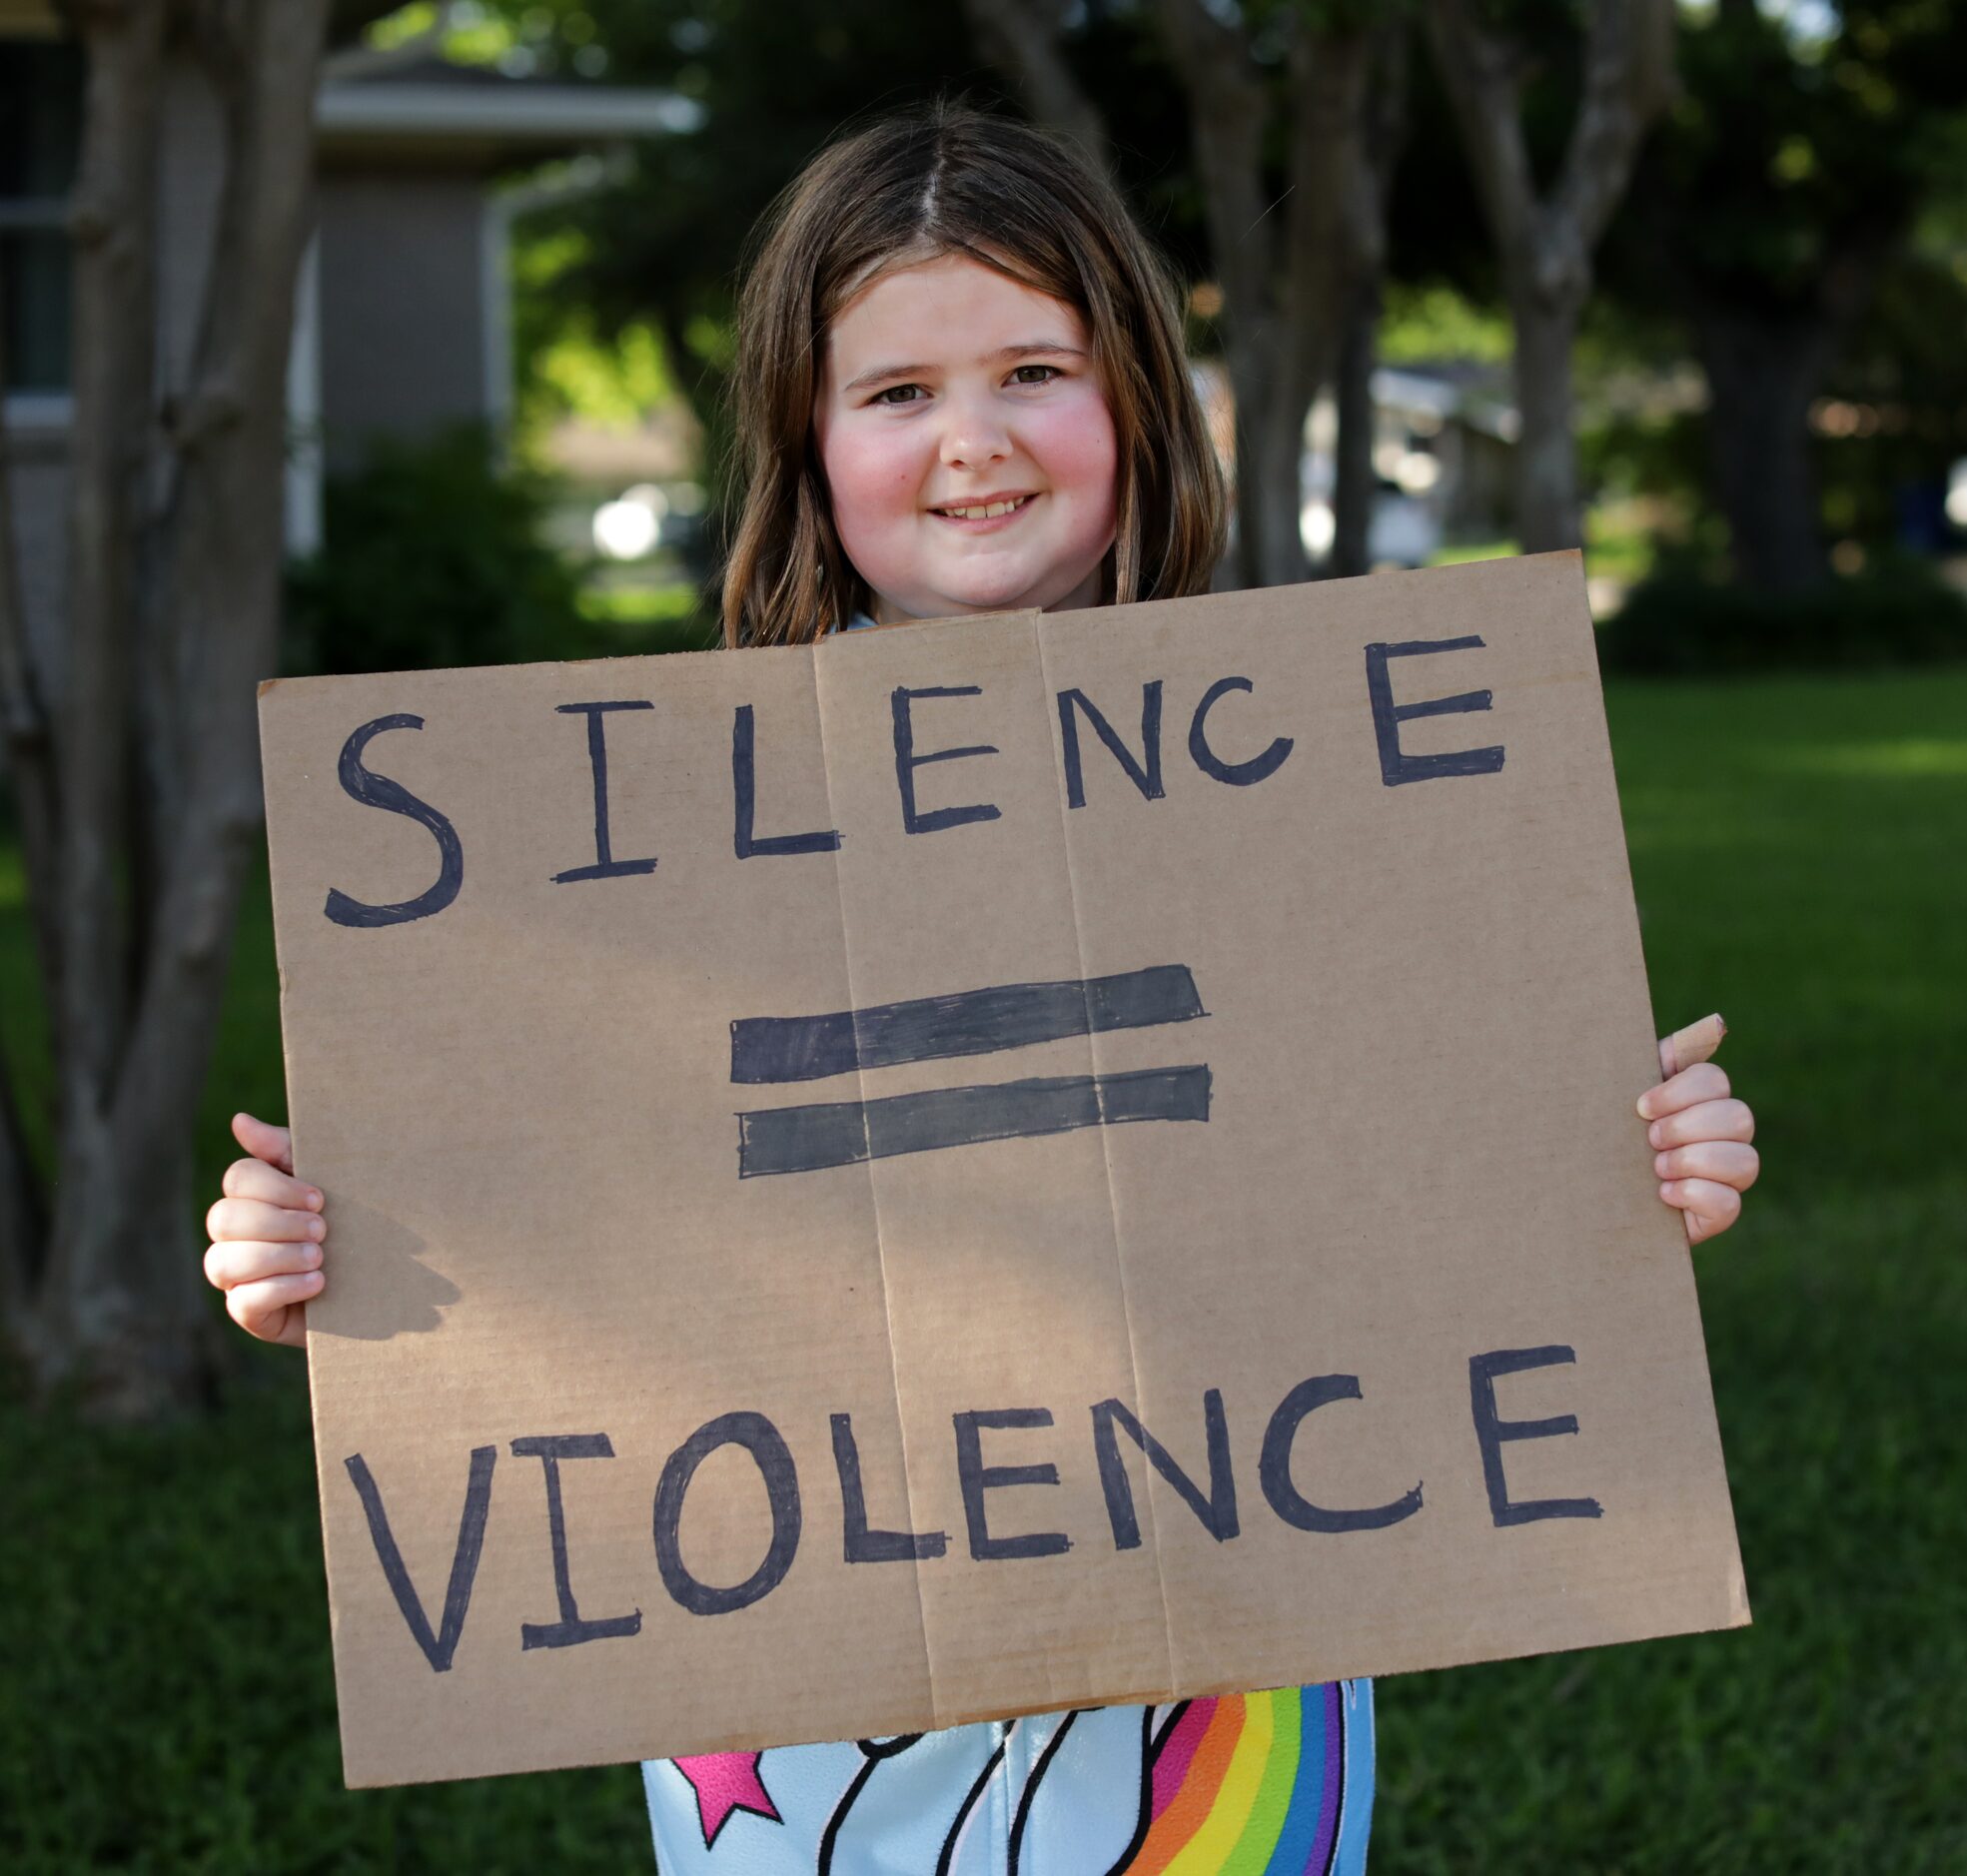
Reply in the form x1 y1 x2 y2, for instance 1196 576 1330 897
730 964 1212 1178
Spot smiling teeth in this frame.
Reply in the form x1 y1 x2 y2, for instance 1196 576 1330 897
939 496 1028 519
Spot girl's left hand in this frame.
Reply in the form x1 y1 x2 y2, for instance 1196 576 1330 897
1641 1015 1759 1246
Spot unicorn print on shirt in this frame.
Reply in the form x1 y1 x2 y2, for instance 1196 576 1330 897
643 1681 1375 1875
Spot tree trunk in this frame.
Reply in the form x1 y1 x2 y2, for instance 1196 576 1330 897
1427 0 1675 554
8 1 335 1415
1223 315 1312 589
0 339 53 1313
0 1032 41 1321
970 2 1396 594
1689 301 1833 592
1507 281 1587 554
57 0 166 1149
959 0 1112 180
1332 284 1381 578
1331 23 1409 582
1158 0 1294 590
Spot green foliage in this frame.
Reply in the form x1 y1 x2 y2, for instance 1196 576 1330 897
1599 556 1967 675
1812 235 1967 547
1379 667 1967 1873
513 226 679 441
1637 1 1967 303
285 429 599 676
6 669 1967 1868
0 1368 650 1871
1378 284 1513 368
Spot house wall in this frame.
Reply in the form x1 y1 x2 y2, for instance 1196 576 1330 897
3 49 227 706
316 174 491 470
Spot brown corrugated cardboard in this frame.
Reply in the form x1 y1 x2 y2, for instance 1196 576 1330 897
258 550 1747 1790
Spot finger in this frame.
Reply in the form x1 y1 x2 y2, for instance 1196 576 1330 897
221 1155 323 1213
1658 1176 1742 1243
1646 1097 1754 1152
1637 1062 1729 1121
206 1195 327 1246
1657 1013 1726 1079
1653 1140 1760 1191
231 1112 294 1177
226 1271 322 1346
204 1238 324 1293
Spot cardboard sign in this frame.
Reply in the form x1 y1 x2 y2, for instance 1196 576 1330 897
261 551 1747 1791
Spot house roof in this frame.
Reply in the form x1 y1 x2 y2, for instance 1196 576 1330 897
0 15 688 174
317 49 693 173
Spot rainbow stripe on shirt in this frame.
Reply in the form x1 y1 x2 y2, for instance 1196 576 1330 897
1132 1685 1354 1874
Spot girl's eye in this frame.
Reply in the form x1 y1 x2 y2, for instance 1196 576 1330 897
871 383 925 406
1010 364 1062 386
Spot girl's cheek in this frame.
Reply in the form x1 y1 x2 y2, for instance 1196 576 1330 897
1029 390 1120 524
821 419 922 538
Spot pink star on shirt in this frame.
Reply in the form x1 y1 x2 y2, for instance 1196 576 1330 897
674 1751 783 1848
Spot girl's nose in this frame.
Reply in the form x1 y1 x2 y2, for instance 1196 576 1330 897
938 395 1012 470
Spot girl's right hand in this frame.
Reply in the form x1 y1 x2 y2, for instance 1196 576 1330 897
203 1112 326 1348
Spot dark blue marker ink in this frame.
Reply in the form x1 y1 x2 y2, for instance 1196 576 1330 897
344 1445 495 1671
510 1433 642 1650
953 1407 1070 1560
891 685 1001 835
1259 1375 1424 1533
324 713 465 928
553 700 659 883
736 1064 1211 1179
652 1410 802 1614
1091 1391 1239 1549
1364 637 1505 786
1057 682 1165 809
831 1412 948 1562
730 965 1206 1085
732 703 840 858
1188 677 1294 787
1468 1346 1604 1526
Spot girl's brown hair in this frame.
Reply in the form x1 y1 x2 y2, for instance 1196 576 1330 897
720 101 1227 646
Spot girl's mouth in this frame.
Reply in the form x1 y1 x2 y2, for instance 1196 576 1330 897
929 492 1038 529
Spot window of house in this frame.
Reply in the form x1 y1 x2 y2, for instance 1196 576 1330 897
0 42 84 398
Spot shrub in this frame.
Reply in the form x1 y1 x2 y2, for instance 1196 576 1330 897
1599 555 1967 675
285 428 602 676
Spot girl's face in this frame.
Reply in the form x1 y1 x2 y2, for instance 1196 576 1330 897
813 253 1120 622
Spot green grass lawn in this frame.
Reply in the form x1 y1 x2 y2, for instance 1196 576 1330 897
4 669 1965 1872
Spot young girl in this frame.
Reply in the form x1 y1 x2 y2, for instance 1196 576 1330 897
205 104 1760 1875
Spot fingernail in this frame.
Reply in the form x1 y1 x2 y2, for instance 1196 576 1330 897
301 1244 322 1269
1653 1152 1669 1175
307 1189 323 1210
308 1218 325 1239
303 1271 323 1290
1659 1181 1675 1201
1647 1122 1663 1148
1636 1092 1657 1119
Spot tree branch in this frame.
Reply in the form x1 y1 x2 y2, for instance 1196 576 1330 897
1424 0 1537 266
1155 0 1272 320
116 0 332 1166
1553 0 1675 254
1282 23 1378 391
58 0 169 1124
959 0 1112 179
